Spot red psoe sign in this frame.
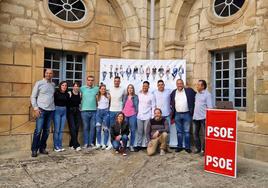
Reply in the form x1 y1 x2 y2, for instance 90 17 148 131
204 109 237 178
205 139 236 177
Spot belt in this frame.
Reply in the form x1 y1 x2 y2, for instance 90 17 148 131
176 111 189 114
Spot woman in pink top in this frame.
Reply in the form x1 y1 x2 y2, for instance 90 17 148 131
122 84 139 152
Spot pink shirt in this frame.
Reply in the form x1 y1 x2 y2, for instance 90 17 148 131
122 97 136 117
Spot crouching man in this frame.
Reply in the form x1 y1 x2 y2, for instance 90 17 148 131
146 108 169 156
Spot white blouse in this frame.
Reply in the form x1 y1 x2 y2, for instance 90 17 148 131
97 95 109 109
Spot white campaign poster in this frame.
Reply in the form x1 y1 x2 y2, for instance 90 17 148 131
99 58 186 147
100 59 186 92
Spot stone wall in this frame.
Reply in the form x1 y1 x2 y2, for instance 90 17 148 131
0 0 267 162
0 0 124 153
161 0 268 162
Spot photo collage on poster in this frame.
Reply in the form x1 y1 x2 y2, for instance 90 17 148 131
100 59 186 92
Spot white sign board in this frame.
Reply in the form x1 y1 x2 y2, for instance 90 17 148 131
100 59 186 91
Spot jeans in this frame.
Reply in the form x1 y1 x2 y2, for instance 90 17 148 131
67 107 81 148
137 119 150 147
96 108 110 145
81 111 96 146
53 106 67 149
31 109 53 152
125 114 137 146
109 111 120 127
174 111 192 149
112 135 128 150
193 119 206 152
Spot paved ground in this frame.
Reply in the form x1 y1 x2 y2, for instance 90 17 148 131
0 149 267 188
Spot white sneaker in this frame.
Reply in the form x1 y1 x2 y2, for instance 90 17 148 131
101 145 107 150
69 146 74 150
60 148 65 152
93 144 101 149
75 146 81 151
54 148 61 152
129 146 135 152
82 144 88 149
160 149 165 156
105 145 113 150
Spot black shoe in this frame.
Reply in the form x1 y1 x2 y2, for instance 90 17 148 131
175 148 183 153
166 147 173 153
39 149 49 155
134 146 141 152
194 149 201 154
185 149 192 153
32 151 37 157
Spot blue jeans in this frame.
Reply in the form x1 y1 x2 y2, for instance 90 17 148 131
125 114 137 146
53 106 67 149
112 135 128 150
81 111 96 146
109 111 120 127
174 112 192 149
31 109 53 152
96 108 110 145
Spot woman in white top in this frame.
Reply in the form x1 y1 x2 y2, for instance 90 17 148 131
95 84 111 149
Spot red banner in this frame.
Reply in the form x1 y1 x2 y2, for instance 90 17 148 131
204 109 237 178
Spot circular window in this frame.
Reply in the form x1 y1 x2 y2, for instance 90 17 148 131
48 0 86 22
214 0 245 17
43 0 94 28
207 0 248 25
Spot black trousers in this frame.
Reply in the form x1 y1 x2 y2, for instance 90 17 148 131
67 107 81 148
193 119 206 152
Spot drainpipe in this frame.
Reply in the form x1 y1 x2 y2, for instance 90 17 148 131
149 0 155 59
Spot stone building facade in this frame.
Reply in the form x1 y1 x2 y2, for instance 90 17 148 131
0 0 267 162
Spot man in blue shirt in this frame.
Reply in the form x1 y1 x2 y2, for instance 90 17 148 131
153 80 172 136
193 80 213 155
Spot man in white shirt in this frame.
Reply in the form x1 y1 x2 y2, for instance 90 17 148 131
109 76 125 127
136 81 155 151
170 79 196 153
96 76 123 150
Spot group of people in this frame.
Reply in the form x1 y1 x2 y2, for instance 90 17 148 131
30 68 212 158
